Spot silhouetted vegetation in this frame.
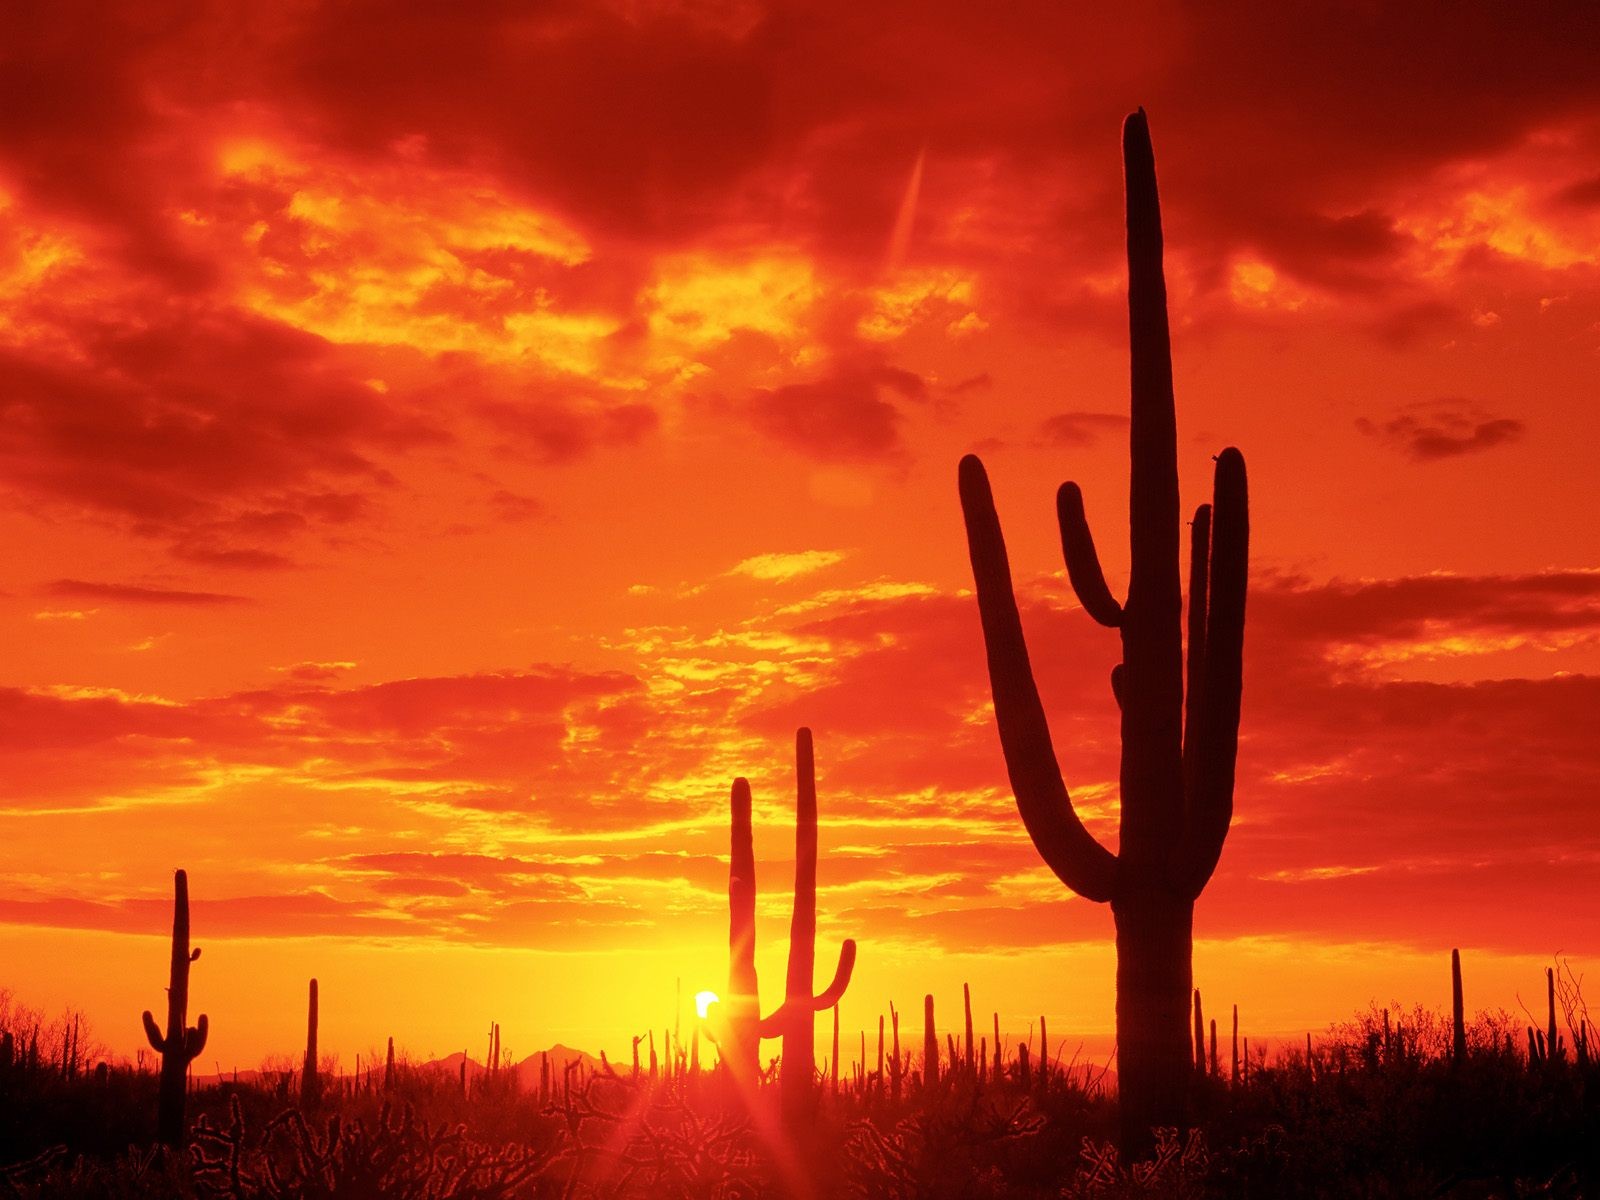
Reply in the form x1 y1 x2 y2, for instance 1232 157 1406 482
2 966 1597 1197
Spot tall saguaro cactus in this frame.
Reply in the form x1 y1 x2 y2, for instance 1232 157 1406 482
723 729 857 1131
724 776 761 1084
303 978 321 1109
142 869 208 1148
958 109 1249 1149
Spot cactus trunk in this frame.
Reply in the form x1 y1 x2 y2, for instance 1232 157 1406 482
1114 896 1194 1132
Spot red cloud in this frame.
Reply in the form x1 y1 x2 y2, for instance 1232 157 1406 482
749 366 927 462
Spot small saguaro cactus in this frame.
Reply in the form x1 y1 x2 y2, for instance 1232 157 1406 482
303 978 321 1109
722 729 857 1130
963 984 975 1075
958 109 1249 1150
142 869 208 1149
1451 950 1467 1064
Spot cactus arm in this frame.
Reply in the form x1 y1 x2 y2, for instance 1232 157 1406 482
756 937 856 1038
959 455 1118 903
812 939 856 1011
1181 502 1212 803
1056 483 1124 627
1183 449 1248 894
186 1015 209 1061
142 1010 166 1053
756 1005 786 1037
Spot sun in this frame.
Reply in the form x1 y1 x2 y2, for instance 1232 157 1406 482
694 990 719 1019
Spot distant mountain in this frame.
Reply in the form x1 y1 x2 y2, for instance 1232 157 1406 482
420 1044 602 1090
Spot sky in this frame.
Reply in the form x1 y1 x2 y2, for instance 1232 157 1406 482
1 1 1598 1073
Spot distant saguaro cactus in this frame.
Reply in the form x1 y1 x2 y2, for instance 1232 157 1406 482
302 979 320 1109
1451 950 1467 1064
142 869 208 1148
958 109 1249 1150
723 729 857 1132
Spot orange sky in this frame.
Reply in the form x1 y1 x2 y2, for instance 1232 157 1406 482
2 2 1598 1072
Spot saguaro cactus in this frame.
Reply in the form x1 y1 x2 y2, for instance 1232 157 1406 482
142 869 208 1148
1451 950 1467 1064
724 776 762 1084
723 728 857 1130
303 979 321 1109
958 109 1249 1149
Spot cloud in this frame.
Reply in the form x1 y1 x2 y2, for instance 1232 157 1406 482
728 550 847 582
1555 173 1600 207
748 365 927 461
1038 411 1129 447
1356 400 1526 460
45 579 250 606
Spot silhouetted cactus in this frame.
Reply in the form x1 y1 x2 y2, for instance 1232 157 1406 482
890 1002 902 1101
1231 1005 1239 1085
142 868 208 1148
302 979 320 1109
1038 1015 1049 1097
770 729 856 1128
1546 967 1561 1063
958 109 1248 1149
724 777 761 1084
1192 990 1204 1077
724 729 857 1129
963 984 974 1074
923 995 937 1090
1451 950 1467 1064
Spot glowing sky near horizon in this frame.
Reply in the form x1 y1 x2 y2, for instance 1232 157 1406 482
1 1 1598 1070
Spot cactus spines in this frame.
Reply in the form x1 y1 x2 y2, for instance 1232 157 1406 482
142 868 208 1149
957 109 1249 1149
1451 949 1467 1064
302 978 320 1109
